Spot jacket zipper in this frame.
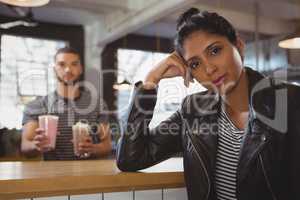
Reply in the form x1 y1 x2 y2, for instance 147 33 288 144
187 133 211 200
259 154 277 200
237 131 268 198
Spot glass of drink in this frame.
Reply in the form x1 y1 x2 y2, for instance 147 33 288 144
38 115 59 150
72 121 90 157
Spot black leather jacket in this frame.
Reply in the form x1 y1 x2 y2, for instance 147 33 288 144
117 67 300 200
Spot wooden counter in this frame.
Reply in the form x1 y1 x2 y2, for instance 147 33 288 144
0 158 184 199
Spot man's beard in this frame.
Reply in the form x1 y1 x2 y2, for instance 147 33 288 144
55 71 81 86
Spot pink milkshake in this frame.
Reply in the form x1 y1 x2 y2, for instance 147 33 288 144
38 115 59 150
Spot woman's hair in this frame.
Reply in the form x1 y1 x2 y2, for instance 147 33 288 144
175 8 238 55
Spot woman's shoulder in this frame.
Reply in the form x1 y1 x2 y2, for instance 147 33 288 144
253 77 300 110
268 77 300 96
283 81 300 107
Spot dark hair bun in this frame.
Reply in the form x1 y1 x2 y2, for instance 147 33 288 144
177 7 200 30
174 8 237 56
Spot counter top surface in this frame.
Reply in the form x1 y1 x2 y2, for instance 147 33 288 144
0 158 184 199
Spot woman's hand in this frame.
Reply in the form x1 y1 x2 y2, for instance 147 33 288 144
143 52 192 89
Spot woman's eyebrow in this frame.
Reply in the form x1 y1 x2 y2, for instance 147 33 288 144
186 41 222 62
205 41 221 52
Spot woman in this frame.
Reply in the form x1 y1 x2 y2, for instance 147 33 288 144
117 8 300 200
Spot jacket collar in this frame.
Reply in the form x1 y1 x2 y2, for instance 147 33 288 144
187 66 269 118
246 67 276 121
198 67 275 119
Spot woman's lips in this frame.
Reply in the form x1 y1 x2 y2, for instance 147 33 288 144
212 74 226 86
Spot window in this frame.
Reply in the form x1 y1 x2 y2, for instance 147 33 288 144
244 37 289 72
0 35 67 129
117 49 205 128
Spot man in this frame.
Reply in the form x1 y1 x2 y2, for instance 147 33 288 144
21 47 112 160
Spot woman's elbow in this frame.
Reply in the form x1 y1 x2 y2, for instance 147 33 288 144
116 156 139 172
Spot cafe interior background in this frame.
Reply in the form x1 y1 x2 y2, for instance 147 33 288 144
0 0 300 160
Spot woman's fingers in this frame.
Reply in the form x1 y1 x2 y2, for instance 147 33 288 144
165 52 195 87
172 52 195 87
168 53 186 76
184 67 194 87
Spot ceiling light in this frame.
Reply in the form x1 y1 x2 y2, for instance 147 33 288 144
0 0 49 7
278 31 300 49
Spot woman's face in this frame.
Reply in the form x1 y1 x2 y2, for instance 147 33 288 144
182 31 244 95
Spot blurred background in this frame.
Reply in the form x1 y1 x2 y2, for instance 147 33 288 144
0 0 299 159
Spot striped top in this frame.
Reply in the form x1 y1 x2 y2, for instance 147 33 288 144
23 89 109 160
214 105 244 200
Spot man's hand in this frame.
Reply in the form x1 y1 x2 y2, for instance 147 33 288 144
32 128 51 152
77 135 95 158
